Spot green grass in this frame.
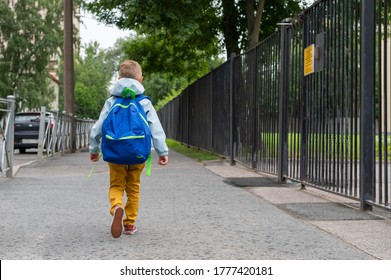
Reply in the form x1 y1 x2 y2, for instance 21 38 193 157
261 133 391 159
166 139 221 162
167 134 391 161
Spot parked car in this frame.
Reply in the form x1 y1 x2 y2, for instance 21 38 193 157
14 112 54 153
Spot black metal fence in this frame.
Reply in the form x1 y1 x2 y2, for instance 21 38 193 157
158 0 391 211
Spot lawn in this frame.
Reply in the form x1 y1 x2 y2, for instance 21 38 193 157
166 139 221 162
261 133 391 159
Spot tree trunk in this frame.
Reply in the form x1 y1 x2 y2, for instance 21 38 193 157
246 0 266 50
221 0 241 59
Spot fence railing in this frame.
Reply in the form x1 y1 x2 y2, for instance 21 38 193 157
158 0 391 211
0 103 94 177
0 96 15 177
35 107 94 160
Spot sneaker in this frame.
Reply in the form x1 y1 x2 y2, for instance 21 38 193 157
111 206 124 238
124 224 138 235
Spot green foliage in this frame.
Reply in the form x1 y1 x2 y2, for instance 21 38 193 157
86 0 219 45
109 34 222 105
84 0 307 106
86 0 306 56
85 0 221 101
73 42 117 118
142 72 186 104
0 0 63 111
258 0 305 41
120 34 217 83
154 86 184 111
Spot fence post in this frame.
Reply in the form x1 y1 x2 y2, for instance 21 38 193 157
62 111 67 153
209 73 213 153
229 53 236 166
360 0 375 211
186 89 189 146
37 106 46 161
278 21 292 182
6 95 15 177
52 109 58 156
196 82 200 149
300 14 309 188
252 48 259 170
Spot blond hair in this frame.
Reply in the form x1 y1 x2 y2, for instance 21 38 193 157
119 60 142 80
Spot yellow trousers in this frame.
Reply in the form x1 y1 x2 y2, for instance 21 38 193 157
108 162 145 226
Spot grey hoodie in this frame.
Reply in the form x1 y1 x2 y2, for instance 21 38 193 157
89 78 169 158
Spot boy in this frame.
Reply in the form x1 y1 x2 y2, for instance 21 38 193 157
89 60 169 238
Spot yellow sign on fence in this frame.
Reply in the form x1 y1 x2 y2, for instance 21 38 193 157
304 44 315 76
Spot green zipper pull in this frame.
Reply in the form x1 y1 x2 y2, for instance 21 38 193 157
145 153 152 176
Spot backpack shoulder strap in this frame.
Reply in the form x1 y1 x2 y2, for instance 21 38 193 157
135 94 151 102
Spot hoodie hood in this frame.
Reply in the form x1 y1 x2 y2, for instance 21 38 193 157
110 78 145 97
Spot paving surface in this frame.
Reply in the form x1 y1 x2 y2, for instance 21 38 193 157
0 150 390 260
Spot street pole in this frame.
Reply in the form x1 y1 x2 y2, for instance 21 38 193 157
63 0 76 152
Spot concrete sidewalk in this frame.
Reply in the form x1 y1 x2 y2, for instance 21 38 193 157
0 150 390 260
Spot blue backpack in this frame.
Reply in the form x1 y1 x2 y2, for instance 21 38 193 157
101 90 151 166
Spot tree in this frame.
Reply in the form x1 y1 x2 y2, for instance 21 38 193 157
86 0 307 58
0 0 64 111
222 0 307 55
86 0 220 81
245 0 267 50
221 0 241 56
110 34 223 105
73 41 117 118
84 0 307 104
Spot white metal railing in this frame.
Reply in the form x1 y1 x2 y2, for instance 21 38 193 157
36 107 95 160
1 103 94 177
0 96 15 177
